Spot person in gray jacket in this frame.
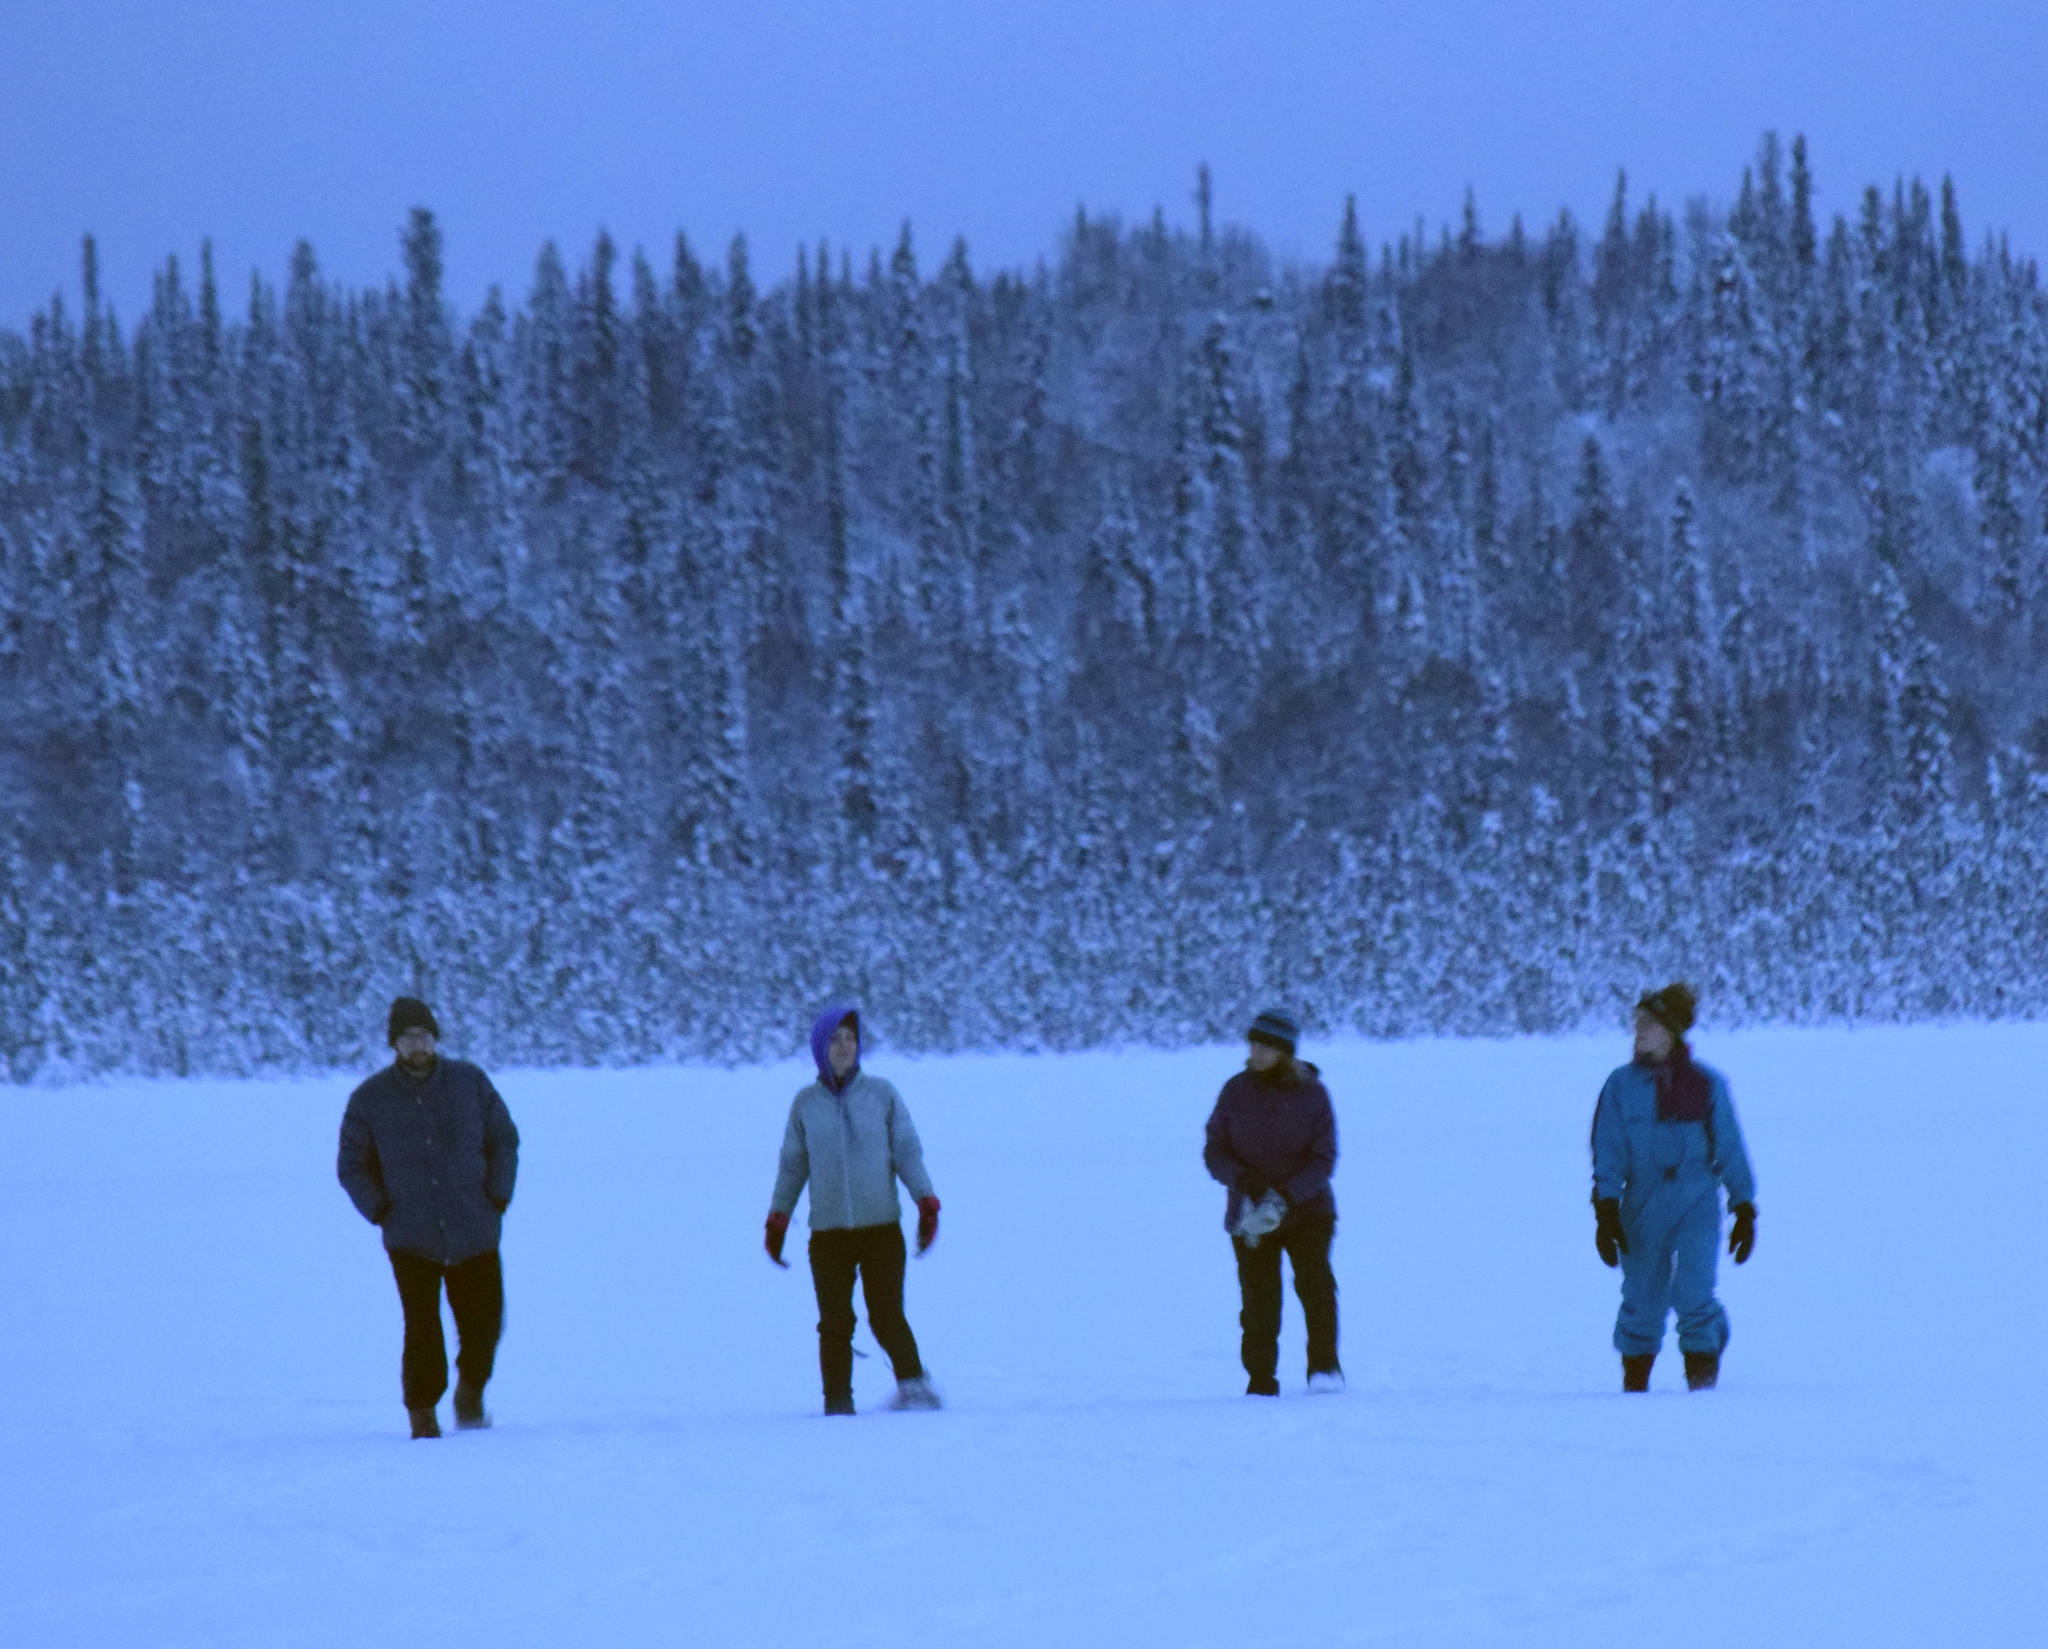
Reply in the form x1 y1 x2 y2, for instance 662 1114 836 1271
338 997 520 1438
766 1003 941 1415
1590 983 1757 1393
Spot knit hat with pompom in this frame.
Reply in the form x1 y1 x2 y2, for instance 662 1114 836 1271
1636 983 1697 1039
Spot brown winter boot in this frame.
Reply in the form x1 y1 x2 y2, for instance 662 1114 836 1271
1683 1351 1720 1391
408 1405 442 1439
452 1381 491 1430
1622 1354 1655 1393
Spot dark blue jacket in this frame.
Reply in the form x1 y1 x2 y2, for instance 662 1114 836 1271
1203 1062 1338 1231
337 1058 519 1266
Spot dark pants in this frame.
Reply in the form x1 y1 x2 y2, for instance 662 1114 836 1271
808 1223 924 1399
389 1247 504 1411
1233 1212 1340 1382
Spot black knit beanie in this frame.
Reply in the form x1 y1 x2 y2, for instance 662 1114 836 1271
388 996 441 1047
1248 1007 1300 1055
1636 983 1697 1040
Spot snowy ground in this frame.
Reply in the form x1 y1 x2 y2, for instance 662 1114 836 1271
2 1022 2043 1647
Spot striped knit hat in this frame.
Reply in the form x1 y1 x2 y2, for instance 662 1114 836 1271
1247 1008 1300 1054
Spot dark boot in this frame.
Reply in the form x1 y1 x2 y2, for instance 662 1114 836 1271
452 1381 491 1430
1622 1354 1655 1393
1683 1351 1719 1391
408 1405 442 1439
823 1392 856 1416
1246 1376 1281 1396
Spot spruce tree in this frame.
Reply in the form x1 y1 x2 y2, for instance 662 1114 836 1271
1789 135 1817 274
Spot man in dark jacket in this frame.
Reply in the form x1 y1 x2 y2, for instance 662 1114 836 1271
1203 1009 1342 1396
338 997 520 1438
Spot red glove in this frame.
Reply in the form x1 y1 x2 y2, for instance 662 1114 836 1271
765 1210 791 1268
916 1196 941 1254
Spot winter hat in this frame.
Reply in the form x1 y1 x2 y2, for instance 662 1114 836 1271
1248 1007 1300 1055
387 996 441 1047
1636 983 1697 1040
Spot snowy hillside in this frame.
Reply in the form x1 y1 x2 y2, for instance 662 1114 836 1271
10 137 2048 1079
3 1022 2042 1646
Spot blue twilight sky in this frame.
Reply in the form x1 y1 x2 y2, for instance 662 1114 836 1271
1 0 2043 327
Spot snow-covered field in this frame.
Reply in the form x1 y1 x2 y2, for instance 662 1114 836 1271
3 1022 2043 1647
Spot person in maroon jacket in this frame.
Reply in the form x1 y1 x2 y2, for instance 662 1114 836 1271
1202 1009 1342 1396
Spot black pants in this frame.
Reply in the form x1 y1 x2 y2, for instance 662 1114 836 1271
389 1248 504 1411
1233 1212 1340 1382
808 1223 924 1398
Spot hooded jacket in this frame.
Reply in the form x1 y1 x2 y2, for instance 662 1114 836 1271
770 1005 936 1230
337 1057 520 1266
1203 1060 1338 1232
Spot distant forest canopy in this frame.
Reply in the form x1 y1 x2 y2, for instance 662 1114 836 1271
5 133 2048 1081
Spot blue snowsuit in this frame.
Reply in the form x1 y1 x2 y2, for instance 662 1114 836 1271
1590 1054 1755 1358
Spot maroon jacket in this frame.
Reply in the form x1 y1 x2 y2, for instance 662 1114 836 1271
1202 1061 1338 1232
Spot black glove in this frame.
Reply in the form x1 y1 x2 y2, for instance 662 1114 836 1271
1240 1177 1270 1203
1594 1198 1628 1268
1728 1202 1756 1264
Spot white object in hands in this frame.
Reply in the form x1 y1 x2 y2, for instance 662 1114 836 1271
1234 1190 1287 1246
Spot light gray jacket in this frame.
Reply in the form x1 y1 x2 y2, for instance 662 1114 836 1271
770 1072 936 1230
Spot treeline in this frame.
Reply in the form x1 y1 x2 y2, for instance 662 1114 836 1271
4 135 2047 1080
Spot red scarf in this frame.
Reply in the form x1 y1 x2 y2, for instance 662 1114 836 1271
1646 1045 1713 1123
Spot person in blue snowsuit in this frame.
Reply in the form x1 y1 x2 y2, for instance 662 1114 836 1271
1590 983 1757 1392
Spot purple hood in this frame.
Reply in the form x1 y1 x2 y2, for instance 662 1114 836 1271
810 1003 861 1092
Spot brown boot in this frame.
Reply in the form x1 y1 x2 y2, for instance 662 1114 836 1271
452 1381 492 1430
1622 1354 1655 1393
1683 1351 1720 1391
408 1405 442 1439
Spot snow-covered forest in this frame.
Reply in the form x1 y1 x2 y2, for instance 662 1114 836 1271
5 134 2047 1079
